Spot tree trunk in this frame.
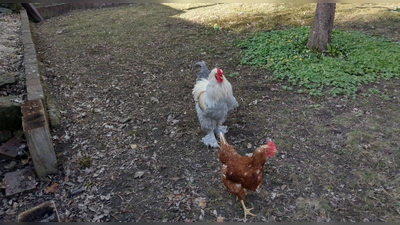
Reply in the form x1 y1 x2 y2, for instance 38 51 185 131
307 3 336 52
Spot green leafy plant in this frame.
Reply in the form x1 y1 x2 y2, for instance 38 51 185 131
213 23 220 31
368 88 380 94
228 72 240 78
237 26 400 97
326 43 340 57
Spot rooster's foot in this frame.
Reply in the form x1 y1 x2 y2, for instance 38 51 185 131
202 133 219 148
214 125 228 136
240 200 256 218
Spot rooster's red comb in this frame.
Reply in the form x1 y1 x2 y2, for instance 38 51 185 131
216 68 223 75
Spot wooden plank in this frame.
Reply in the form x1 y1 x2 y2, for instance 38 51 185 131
21 99 57 177
18 200 60 222
4 169 37 196
21 3 44 22
0 138 21 160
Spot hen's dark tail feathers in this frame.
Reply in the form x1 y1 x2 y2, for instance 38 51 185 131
219 132 227 145
195 60 210 81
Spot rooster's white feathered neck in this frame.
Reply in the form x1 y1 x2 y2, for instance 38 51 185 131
208 68 223 82
207 68 233 101
192 68 234 109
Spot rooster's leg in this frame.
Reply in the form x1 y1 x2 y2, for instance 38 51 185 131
214 125 227 135
240 200 256 218
202 132 219 148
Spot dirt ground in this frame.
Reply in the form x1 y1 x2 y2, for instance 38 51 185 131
2 3 400 222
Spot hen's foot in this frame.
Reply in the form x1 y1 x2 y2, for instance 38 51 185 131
240 200 256 218
202 133 219 148
214 125 228 136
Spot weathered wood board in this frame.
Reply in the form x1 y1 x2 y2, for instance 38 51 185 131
21 99 57 177
18 200 60 222
4 168 36 196
0 138 21 160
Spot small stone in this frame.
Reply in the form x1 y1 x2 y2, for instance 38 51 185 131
271 192 277 200
134 171 145 178
5 161 17 170
119 117 131 123
150 97 159 103
0 7 13 14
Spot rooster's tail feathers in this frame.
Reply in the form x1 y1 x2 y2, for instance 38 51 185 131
195 60 210 81
195 60 206 66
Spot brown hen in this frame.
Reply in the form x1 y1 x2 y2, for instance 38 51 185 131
219 133 277 218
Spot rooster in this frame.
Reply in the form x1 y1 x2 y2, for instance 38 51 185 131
219 133 277 218
192 61 238 147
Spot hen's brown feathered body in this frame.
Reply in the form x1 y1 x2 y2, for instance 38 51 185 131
219 133 276 218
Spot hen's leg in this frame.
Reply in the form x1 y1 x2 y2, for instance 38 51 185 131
240 200 256 218
202 131 219 148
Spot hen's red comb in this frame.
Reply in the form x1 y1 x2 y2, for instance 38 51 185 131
267 139 276 149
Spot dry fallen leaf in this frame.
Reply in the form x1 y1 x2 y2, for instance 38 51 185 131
170 177 180 181
165 193 174 201
0 179 6 189
21 155 31 165
195 197 207 208
130 144 137 149
45 183 59 194
217 216 225 222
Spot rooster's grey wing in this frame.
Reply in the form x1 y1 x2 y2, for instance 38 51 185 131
204 102 229 121
226 95 239 112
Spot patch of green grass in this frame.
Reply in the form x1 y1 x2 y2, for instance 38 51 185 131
334 112 361 130
345 129 375 150
125 129 139 137
237 26 400 97
358 169 380 184
294 197 331 221
79 156 92 168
